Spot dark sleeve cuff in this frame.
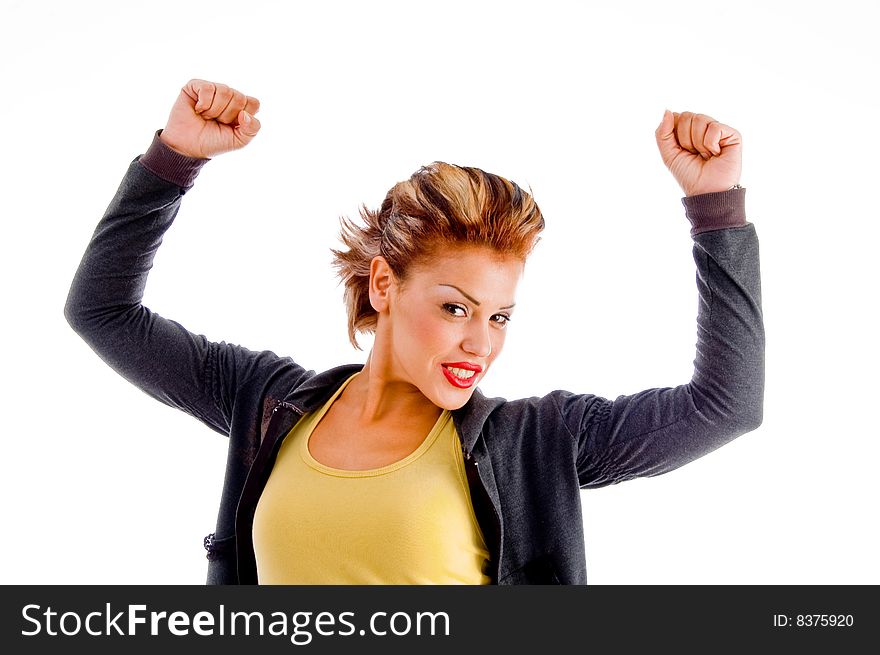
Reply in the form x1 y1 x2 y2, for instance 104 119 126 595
137 129 210 189
681 186 747 238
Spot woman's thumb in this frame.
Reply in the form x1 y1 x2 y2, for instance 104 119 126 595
654 109 679 163
234 109 261 147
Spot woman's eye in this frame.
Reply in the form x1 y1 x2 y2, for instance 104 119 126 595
443 304 511 327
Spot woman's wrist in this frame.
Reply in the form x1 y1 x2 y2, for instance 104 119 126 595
681 186 747 237
139 129 210 189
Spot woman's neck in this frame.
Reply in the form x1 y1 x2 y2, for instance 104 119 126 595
341 355 442 428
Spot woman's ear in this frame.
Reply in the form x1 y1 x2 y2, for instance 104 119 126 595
368 255 395 313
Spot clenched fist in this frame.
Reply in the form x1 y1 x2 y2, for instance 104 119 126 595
159 79 262 159
655 110 742 196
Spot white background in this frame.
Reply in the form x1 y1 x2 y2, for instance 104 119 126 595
2 0 877 585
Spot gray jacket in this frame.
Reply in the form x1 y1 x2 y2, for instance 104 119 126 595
64 131 764 584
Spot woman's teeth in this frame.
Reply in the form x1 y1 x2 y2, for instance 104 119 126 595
445 366 475 379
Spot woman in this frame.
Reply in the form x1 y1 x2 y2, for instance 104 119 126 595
64 79 764 584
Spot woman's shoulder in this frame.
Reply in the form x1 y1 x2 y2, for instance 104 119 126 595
456 387 608 454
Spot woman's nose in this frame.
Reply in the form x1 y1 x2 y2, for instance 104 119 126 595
462 323 492 359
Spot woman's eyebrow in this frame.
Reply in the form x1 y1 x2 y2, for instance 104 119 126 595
438 284 516 310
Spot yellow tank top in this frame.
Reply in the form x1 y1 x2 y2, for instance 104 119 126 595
252 372 491 584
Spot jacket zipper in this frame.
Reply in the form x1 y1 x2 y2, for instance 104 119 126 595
276 399 304 418
235 399 304 583
463 445 502 584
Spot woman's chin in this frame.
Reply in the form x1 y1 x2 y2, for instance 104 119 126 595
434 387 477 411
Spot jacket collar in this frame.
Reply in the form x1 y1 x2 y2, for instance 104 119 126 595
281 363 505 454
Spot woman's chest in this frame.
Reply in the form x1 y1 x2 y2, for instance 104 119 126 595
307 409 441 470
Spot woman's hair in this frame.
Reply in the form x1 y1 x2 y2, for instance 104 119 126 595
330 161 545 350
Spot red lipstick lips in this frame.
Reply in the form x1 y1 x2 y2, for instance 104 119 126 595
441 362 483 389
443 362 483 372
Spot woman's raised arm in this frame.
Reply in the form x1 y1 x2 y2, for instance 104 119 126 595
557 111 764 486
63 80 310 437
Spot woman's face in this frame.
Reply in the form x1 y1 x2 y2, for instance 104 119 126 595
374 244 525 411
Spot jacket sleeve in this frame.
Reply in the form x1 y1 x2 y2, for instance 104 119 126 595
63 131 306 437
552 188 765 488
